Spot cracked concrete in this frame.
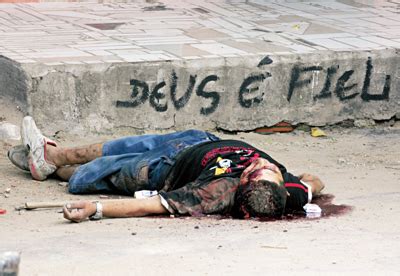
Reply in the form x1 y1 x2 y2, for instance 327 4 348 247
2 49 398 135
0 0 399 135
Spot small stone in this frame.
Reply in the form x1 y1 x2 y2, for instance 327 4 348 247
0 122 21 140
131 232 137 236
296 124 311 132
170 215 175 218
4 194 9 198
354 119 375 128
337 158 346 164
338 120 354 128
5 188 11 193
58 182 68 187
194 226 199 229
99 195 109 199
283 229 288 232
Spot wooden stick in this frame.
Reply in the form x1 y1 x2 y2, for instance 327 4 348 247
24 201 66 210
18 199 124 210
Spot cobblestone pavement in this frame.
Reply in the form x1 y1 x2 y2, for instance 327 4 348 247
0 0 399 65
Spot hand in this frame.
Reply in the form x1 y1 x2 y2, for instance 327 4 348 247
299 173 325 195
63 201 97 223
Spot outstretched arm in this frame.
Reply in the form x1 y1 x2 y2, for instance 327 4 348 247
63 196 168 223
298 173 325 195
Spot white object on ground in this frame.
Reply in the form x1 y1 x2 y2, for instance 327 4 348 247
0 251 20 275
0 122 20 140
134 190 158 199
303 203 322 218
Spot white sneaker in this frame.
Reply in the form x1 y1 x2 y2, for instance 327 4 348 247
21 116 57 181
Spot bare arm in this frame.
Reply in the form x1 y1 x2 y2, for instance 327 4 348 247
298 173 325 195
63 196 168 223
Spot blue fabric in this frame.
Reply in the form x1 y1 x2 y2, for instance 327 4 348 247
68 130 220 195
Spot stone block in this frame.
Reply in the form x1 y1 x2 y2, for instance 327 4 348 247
1 48 399 136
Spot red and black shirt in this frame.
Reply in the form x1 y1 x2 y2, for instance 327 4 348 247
159 140 310 216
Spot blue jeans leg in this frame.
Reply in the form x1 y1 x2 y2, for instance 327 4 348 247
103 129 219 156
68 130 220 195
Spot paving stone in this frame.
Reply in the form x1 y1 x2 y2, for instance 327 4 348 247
307 38 355 49
0 0 397 64
334 37 381 48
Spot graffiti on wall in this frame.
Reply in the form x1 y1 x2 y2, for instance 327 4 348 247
116 56 392 115
116 72 221 115
288 57 391 102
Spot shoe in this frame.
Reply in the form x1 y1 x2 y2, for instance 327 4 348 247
7 145 30 171
21 116 57 181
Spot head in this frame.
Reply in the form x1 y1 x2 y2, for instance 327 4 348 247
235 158 287 218
235 179 287 218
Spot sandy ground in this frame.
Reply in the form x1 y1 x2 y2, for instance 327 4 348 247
1 116 400 275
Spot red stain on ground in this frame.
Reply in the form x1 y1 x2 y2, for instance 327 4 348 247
0 0 39 2
259 194 353 222
148 194 352 222
0 0 80 2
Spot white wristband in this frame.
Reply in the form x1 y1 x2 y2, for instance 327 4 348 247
300 180 313 203
89 201 103 220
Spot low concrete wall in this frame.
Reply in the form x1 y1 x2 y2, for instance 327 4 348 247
2 49 399 134
0 56 29 112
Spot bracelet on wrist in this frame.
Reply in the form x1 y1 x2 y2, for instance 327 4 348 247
89 201 103 220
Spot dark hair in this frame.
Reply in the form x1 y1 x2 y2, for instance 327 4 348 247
234 180 287 218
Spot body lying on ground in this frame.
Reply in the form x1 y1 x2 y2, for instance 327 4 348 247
8 116 324 223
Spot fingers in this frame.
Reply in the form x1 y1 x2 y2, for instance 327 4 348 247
63 205 77 222
63 205 83 223
299 173 325 194
63 201 91 223
299 173 312 179
66 201 87 209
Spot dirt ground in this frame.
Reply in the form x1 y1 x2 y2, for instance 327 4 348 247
1 114 400 275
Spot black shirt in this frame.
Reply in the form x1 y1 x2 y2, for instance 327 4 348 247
162 140 309 214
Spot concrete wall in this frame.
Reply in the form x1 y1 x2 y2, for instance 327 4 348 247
2 49 399 135
0 56 29 112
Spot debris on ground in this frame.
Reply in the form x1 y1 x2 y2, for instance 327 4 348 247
255 122 294 134
311 127 327 137
354 119 376 128
58 182 68 187
0 122 20 140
